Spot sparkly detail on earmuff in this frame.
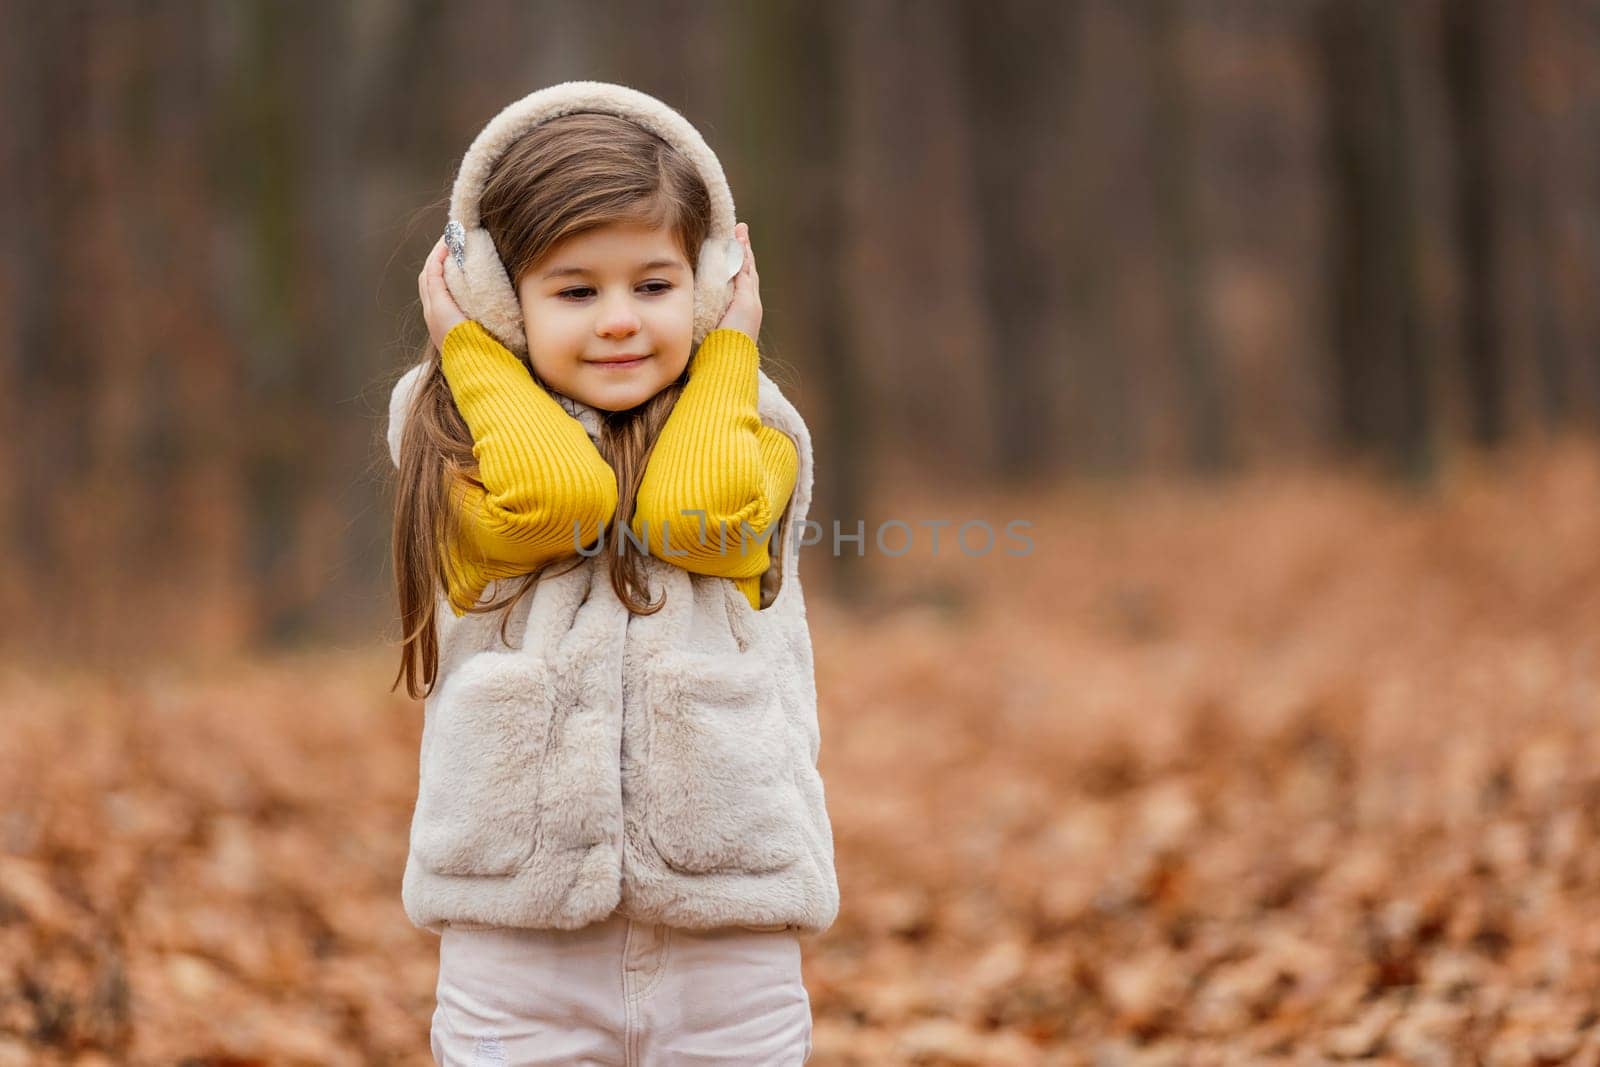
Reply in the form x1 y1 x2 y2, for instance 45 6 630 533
443 220 466 268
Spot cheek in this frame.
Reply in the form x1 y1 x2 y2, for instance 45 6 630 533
524 306 585 345
658 288 697 330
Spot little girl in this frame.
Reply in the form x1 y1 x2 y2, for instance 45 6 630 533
385 82 837 1065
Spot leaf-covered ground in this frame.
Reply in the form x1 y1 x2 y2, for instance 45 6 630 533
4 443 1600 1065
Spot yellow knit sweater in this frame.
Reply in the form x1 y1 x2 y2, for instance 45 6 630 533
438 320 798 617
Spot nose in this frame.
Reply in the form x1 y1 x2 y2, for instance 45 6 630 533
594 293 641 339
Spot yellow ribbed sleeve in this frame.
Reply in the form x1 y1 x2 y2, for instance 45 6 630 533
438 320 618 617
631 328 799 610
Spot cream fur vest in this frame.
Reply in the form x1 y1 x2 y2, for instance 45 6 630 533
387 363 839 936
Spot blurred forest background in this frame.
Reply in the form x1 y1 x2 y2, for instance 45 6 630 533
7 0 1600 1063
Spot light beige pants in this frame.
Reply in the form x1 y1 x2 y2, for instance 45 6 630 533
430 914 813 1066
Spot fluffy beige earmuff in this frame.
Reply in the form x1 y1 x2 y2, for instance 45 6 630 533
440 80 744 356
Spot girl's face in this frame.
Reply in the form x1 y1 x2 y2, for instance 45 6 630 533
515 221 696 412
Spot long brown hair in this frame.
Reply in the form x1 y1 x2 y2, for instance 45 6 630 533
391 112 713 699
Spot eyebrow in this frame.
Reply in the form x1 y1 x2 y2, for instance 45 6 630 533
540 259 685 280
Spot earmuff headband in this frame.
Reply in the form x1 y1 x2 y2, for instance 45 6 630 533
440 81 743 356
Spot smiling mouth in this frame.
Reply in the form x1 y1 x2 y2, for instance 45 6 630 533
586 355 651 369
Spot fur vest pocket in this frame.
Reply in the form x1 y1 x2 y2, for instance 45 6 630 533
636 604 812 883
640 647 808 875
409 650 553 876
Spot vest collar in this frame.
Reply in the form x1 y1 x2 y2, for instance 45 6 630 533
550 390 605 444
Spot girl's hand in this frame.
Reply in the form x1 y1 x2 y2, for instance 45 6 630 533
419 236 467 351
715 222 762 342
